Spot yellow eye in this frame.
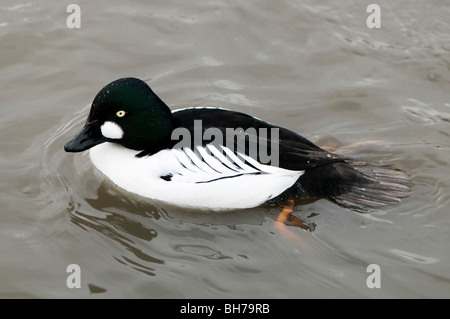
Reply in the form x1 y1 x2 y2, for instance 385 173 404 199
116 110 126 117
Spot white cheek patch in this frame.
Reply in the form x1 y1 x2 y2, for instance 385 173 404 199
100 121 124 139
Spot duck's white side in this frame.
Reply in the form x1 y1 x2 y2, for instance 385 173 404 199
89 142 303 211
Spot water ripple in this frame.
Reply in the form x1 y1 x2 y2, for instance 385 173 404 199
390 249 440 264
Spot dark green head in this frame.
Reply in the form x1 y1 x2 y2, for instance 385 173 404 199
64 78 174 154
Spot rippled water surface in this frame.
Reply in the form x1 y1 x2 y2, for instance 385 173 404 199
1 0 450 298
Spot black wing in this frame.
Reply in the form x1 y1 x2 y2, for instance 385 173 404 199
171 108 344 171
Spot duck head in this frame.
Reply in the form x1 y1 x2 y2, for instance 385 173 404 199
64 78 174 154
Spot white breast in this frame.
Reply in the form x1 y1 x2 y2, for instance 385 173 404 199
89 143 303 211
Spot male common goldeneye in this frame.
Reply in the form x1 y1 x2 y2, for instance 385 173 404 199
65 77 410 211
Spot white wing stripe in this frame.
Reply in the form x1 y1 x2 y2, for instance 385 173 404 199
173 148 203 174
220 146 258 172
206 144 241 172
183 147 218 174
239 152 305 176
238 152 268 172
197 146 232 174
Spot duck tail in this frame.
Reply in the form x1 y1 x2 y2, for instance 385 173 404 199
296 161 411 210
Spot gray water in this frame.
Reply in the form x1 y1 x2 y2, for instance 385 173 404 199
1 0 449 298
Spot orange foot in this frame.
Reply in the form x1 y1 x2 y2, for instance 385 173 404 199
275 199 314 231
274 198 315 248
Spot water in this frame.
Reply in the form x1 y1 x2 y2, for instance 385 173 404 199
1 0 449 298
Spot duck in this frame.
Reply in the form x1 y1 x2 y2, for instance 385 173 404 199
64 77 410 211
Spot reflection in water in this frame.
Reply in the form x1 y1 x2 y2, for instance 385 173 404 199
70 182 165 276
68 178 320 277
87 283 108 294
174 245 232 260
